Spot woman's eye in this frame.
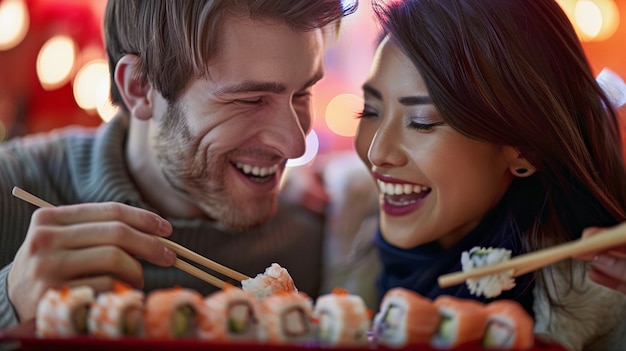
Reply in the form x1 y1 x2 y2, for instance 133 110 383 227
408 121 445 131
356 108 378 119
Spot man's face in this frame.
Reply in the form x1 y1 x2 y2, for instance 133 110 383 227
152 16 325 231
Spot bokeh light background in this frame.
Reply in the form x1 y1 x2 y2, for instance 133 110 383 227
0 0 625 166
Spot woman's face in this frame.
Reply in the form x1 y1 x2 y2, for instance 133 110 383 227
355 37 515 249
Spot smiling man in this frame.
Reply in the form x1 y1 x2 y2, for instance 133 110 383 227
0 0 357 329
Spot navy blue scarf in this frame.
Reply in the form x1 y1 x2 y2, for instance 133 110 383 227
375 171 619 320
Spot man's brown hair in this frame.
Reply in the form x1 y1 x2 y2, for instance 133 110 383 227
104 0 357 110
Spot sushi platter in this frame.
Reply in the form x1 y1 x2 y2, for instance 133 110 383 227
0 338 569 351
0 263 570 351
0 284 569 351
0 323 568 351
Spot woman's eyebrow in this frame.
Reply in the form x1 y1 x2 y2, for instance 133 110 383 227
362 84 433 106
398 95 433 106
362 84 382 100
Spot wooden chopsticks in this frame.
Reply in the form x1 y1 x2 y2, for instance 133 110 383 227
155 237 249 282
11 186 250 289
438 223 626 288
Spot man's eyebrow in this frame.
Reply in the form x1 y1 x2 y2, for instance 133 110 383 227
213 70 325 96
362 83 432 105
215 81 286 95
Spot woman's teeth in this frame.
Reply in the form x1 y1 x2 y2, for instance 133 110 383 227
235 162 279 177
377 179 430 195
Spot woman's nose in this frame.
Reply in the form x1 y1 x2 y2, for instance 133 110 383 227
368 122 407 168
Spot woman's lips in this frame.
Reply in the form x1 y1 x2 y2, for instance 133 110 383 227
375 175 431 216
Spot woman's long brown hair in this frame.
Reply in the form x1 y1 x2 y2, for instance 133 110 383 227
374 0 626 311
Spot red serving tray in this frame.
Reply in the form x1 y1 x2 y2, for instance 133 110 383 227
0 320 568 351
2 338 570 351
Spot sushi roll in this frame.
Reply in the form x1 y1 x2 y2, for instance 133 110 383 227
87 281 144 338
461 246 516 298
198 284 265 342
372 287 440 348
313 287 371 347
260 291 316 344
431 295 488 349
143 286 205 340
241 263 297 301
35 285 95 338
482 300 534 350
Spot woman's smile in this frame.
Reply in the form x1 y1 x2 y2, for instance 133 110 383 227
376 175 431 217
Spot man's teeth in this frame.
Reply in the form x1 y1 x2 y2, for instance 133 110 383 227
377 179 430 195
235 163 279 177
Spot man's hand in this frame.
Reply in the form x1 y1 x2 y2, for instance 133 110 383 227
7 202 177 322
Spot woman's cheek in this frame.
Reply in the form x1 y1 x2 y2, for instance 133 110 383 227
355 123 375 169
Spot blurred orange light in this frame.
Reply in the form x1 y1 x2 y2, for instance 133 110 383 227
95 77 118 122
36 35 76 90
0 121 6 142
557 0 620 42
324 93 363 137
0 0 29 51
73 59 108 111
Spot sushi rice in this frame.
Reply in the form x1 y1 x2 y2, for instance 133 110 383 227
461 247 516 298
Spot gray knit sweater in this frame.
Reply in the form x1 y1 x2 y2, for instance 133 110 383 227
0 115 325 329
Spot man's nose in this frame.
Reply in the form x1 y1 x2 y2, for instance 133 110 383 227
260 103 310 159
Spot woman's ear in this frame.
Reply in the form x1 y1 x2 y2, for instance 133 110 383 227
114 55 153 120
502 146 536 177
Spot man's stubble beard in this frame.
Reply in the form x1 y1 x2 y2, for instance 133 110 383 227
153 102 276 231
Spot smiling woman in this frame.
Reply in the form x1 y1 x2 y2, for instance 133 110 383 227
354 0 626 350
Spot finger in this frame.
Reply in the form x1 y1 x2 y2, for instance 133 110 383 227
575 226 624 260
587 267 626 295
39 246 145 289
580 226 603 239
587 254 626 293
67 275 128 294
27 222 177 266
31 203 173 237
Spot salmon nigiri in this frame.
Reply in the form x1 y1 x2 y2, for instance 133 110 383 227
431 295 488 349
372 287 440 347
36 285 95 338
143 286 205 340
482 299 534 350
87 281 144 338
314 287 371 347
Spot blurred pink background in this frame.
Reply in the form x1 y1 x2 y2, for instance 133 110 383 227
0 0 624 161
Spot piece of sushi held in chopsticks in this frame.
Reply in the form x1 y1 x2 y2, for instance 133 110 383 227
482 300 534 350
199 284 265 343
35 285 95 338
313 288 371 347
87 281 145 338
143 286 205 340
461 247 516 298
241 263 297 301
372 287 440 348
431 295 488 349
260 291 317 344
